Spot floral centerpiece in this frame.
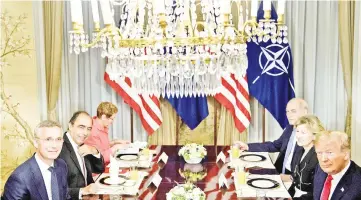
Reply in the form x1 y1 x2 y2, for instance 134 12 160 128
179 163 207 183
178 143 207 164
166 183 206 200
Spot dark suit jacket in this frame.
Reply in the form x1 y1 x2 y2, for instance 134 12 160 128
289 147 318 199
248 125 302 173
59 133 104 200
2 155 71 200
313 161 361 200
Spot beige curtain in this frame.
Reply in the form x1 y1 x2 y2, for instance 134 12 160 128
338 0 355 137
217 106 248 145
43 1 63 120
148 99 177 145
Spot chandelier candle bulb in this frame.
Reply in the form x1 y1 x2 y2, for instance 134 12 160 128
251 0 258 17
153 0 166 15
70 0 83 25
278 0 285 14
184 0 190 22
263 0 272 11
221 0 231 14
100 0 113 25
90 0 99 23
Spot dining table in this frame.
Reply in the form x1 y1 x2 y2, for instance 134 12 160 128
82 145 292 200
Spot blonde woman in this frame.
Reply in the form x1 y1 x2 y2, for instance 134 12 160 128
281 115 325 199
85 102 129 164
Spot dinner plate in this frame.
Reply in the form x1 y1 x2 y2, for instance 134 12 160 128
239 154 266 162
99 175 127 186
123 180 137 187
247 178 279 189
118 155 138 161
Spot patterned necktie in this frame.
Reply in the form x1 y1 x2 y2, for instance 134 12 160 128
282 130 295 173
48 167 60 200
321 175 333 200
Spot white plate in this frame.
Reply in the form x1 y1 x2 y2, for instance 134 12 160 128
103 176 126 185
242 155 263 162
123 180 137 187
119 155 138 161
251 179 275 188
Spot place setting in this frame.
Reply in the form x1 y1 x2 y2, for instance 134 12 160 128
111 142 154 169
226 144 275 170
233 172 291 198
96 156 149 195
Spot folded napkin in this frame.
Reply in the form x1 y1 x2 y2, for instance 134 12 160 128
130 141 148 149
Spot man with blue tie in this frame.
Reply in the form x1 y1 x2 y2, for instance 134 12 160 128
3 120 71 200
314 131 361 200
235 98 308 174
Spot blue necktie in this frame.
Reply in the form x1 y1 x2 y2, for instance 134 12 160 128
282 130 295 173
48 167 60 200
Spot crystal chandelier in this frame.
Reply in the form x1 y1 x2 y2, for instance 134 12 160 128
69 0 288 98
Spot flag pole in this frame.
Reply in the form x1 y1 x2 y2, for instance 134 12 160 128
262 107 266 143
130 108 134 143
176 115 179 146
214 98 218 147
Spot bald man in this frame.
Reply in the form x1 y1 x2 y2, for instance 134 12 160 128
313 131 361 200
235 98 308 174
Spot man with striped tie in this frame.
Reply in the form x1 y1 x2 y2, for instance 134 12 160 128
59 111 105 200
235 98 308 174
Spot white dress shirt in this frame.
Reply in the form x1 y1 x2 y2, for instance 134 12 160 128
329 161 351 198
285 129 297 171
34 153 54 200
66 132 87 179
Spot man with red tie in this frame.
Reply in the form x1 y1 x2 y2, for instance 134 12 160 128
313 131 361 200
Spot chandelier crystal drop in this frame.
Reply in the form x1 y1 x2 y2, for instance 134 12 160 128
69 0 288 97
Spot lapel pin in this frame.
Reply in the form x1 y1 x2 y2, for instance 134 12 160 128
341 187 344 192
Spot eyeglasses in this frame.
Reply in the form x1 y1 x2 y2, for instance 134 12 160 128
36 137 64 144
316 151 335 159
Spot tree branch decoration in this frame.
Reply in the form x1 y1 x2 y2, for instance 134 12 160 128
1 11 35 147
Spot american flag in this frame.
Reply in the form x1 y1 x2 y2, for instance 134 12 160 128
215 74 251 133
104 73 162 135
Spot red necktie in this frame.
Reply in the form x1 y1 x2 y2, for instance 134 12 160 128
321 175 333 200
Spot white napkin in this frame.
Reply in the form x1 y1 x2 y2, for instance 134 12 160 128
216 152 226 163
131 141 148 149
109 155 120 182
218 173 229 189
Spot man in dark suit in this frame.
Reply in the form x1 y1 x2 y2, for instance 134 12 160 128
235 98 308 174
3 120 71 200
59 111 105 200
314 131 361 200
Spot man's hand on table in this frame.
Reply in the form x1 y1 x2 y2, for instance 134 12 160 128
80 183 98 195
79 144 99 156
233 141 249 151
280 174 292 182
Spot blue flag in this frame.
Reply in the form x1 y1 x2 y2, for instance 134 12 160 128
167 96 209 130
247 2 295 129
